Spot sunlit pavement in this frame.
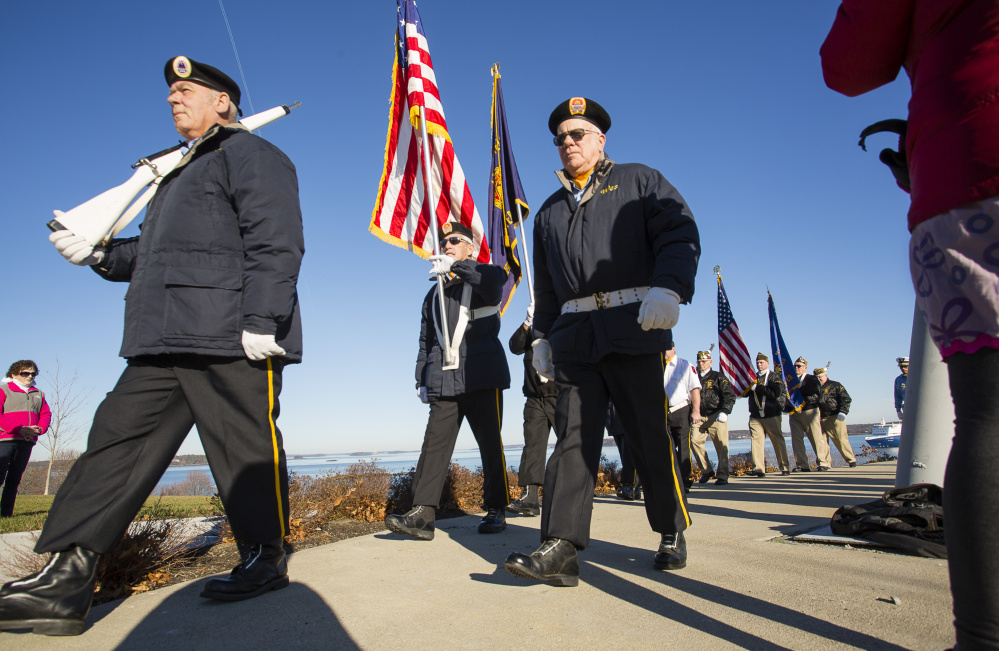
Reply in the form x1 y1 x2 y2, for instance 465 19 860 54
5 460 953 650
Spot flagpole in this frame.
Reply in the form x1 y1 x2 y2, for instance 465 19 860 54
418 105 455 365
515 204 534 300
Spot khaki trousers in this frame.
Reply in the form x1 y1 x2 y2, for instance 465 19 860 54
692 414 730 480
749 415 790 473
821 415 856 464
790 407 831 469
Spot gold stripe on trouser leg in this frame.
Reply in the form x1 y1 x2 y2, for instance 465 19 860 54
661 356 691 527
495 389 510 502
267 358 287 538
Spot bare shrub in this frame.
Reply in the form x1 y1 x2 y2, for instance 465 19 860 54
596 455 621 493
285 461 394 541
159 470 216 497
1 501 203 605
386 461 486 514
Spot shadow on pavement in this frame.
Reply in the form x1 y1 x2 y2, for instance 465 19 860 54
85 578 359 650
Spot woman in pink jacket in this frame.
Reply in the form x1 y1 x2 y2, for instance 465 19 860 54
0 360 51 517
822 2 999 648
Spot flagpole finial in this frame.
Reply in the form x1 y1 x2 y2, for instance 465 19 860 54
491 63 500 77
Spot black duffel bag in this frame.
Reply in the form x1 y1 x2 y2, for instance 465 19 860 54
831 483 946 558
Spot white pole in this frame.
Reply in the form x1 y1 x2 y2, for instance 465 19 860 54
418 107 454 364
514 203 534 301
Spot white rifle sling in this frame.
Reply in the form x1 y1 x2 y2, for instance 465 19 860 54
432 283 499 372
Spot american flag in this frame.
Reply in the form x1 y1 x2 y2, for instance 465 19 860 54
717 276 755 397
370 0 489 262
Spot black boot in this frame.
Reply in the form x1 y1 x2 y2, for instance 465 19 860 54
616 483 642 501
385 505 435 541
200 539 289 602
653 531 687 571
478 507 506 534
504 538 579 587
0 546 99 636
698 471 715 484
506 485 541 516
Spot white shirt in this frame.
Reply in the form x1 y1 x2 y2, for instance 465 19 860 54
664 356 700 412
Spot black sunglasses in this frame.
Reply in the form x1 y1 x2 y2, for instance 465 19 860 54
553 128 600 147
443 236 467 246
18 371 37 377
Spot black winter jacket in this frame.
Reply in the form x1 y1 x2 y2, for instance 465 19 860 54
416 261 510 398
785 374 823 413
532 155 700 364
95 124 304 362
509 323 559 398
698 369 736 417
749 371 786 419
819 380 852 417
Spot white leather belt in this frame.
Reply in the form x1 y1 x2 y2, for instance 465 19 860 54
561 286 649 314
669 400 690 414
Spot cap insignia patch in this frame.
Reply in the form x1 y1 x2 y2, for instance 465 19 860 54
569 97 586 115
172 56 192 78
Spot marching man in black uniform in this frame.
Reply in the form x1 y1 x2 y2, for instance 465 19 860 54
504 97 699 586
507 305 558 516
385 221 511 540
0 56 304 636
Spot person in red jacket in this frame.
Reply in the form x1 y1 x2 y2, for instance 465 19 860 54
822 3 999 647
0 360 51 518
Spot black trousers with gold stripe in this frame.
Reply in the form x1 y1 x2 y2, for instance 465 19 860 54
543 352 691 549
667 405 694 490
35 354 290 554
412 389 510 510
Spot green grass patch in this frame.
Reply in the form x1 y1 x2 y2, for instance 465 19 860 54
0 495 218 535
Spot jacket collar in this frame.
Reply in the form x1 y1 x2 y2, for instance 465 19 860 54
555 154 615 205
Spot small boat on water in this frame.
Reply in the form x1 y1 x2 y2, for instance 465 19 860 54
865 420 902 458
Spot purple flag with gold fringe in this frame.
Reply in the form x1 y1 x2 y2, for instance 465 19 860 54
487 68 529 315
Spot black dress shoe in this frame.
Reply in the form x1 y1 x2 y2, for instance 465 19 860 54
504 538 579 587
698 472 714 484
781 470 791 475
616 484 642 501
798 467 812 472
654 531 687 571
385 505 435 540
506 497 541 517
753 471 766 477
478 507 506 534
714 477 728 486
848 461 858 468
0 546 99 636
200 539 289 602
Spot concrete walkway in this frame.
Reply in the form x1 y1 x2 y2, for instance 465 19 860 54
2 461 954 650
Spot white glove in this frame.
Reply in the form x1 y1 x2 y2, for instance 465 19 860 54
716 412 728 423
241 331 286 361
524 302 535 329
637 287 681 331
836 413 846 422
429 254 455 276
418 387 429 404
896 409 904 421
531 338 554 381
49 229 105 266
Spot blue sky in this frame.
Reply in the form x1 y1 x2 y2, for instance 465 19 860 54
1 1 915 457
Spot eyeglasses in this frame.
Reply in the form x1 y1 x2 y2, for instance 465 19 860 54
443 236 468 246
553 128 600 147
18 371 37 378
794 364 805 368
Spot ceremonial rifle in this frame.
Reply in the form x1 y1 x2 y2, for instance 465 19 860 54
47 102 300 245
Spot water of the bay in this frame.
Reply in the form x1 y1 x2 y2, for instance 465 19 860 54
154 434 872 493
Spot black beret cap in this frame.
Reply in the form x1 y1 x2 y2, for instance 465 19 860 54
439 221 474 242
165 56 242 109
548 97 611 135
